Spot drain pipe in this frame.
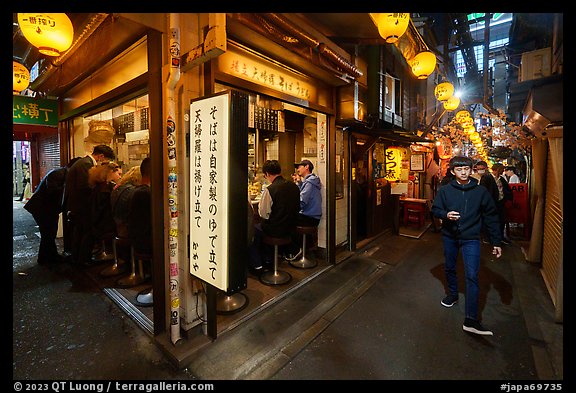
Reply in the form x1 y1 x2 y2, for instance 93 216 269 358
166 12 182 345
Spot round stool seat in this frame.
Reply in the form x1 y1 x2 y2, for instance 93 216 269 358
262 235 292 246
296 225 317 235
260 235 292 286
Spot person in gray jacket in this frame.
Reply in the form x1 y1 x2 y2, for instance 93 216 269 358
285 159 322 261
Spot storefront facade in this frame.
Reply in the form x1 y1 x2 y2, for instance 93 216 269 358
30 13 441 364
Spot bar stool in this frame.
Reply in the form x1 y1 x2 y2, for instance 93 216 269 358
116 245 145 288
134 250 153 306
260 235 292 286
289 225 318 269
92 232 115 262
100 236 130 277
216 290 248 315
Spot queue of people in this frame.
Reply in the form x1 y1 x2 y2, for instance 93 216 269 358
25 144 153 276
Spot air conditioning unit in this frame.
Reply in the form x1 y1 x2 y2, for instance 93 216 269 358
519 47 551 82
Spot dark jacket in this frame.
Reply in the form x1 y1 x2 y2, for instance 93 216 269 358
480 173 499 203
91 181 116 239
63 156 94 218
261 176 300 238
111 184 137 238
431 177 502 246
24 166 67 219
127 184 151 255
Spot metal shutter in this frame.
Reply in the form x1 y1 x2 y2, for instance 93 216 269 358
38 134 60 180
541 146 562 304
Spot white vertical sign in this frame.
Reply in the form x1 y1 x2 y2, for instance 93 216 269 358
317 113 326 163
189 93 230 291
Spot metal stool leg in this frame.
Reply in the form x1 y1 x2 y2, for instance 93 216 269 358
290 232 318 269
117 246 145 288
100 238 128 277
260 245 292 285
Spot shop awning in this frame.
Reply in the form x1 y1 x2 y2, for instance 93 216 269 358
346 123 435 145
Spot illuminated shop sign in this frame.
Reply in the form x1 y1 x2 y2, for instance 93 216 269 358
189 92 230 291
218 46 317 102
13 95 58 127
384 146 403 181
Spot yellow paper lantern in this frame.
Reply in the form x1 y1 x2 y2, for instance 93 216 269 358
443 95 460 111
434 81 454 101
411 51 436 79
18 13 74 57
456 110 471 123
377 13 410 44
13 61 30 94
464 125 476 134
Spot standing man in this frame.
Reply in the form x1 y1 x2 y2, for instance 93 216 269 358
432 156 502 336
285 159 322 260
504 166 520 183
24 158 81 264
64 144 115 265
490 163 513 244
248 160 300 273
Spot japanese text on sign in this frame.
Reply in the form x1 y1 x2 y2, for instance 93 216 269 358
218 46 317 102
384 147 403 181
189 93 230 291
13 95 58 127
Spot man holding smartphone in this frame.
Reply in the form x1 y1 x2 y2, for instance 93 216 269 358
431 156 502 336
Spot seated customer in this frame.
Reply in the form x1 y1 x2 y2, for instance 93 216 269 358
247 160 300 274
111 165 142 239
127 157 151 256
285 159 322 261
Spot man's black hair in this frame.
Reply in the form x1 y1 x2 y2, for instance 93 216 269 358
140 157 151 178
262 159 281 175
93 144 115 160
449 156 474 170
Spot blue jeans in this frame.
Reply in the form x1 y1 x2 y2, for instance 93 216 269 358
442 236 481 320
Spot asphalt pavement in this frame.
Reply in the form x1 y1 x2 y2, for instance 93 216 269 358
12 198 564 384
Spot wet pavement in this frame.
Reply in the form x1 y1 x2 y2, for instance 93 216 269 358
12 198 564 383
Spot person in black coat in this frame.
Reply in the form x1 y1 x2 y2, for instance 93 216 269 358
247 160 300 272
64 145 115 265
24 158 80 264
127 157 151 256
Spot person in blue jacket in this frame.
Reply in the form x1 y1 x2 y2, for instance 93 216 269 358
431 155 502 336
284 159 322 261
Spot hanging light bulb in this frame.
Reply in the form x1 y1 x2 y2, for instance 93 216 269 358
434 81 454 101
410 51 436 79
377 13 410 44
13 61 30 94
17 13 74 57
443 95 460 111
